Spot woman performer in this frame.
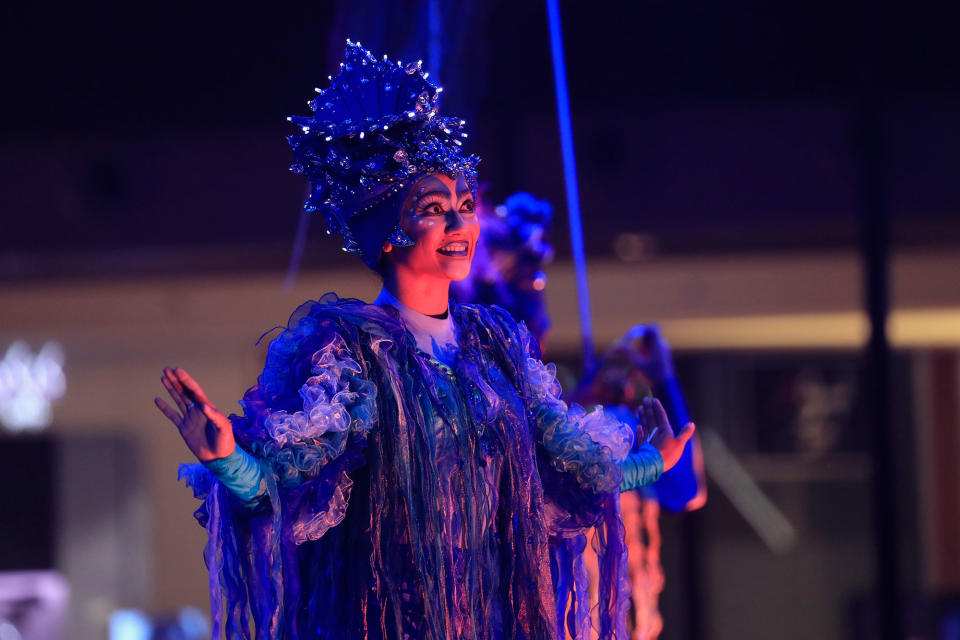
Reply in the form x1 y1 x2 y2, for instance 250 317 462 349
155 41 694 640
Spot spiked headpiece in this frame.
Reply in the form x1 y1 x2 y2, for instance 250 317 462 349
286 40 480 264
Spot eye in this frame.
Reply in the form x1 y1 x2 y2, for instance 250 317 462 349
460 199 475 213
419 201 446 215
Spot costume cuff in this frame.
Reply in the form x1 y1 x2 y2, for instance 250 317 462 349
619 443 664 492
203 447 265 504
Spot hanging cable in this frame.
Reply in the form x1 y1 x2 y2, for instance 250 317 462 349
545 0 596 373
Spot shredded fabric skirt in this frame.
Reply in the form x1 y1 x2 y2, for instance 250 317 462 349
181 294 634 639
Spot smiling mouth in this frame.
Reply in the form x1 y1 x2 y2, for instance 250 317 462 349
437 241 469 257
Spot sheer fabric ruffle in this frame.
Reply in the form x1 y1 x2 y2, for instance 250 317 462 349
180 294 634 639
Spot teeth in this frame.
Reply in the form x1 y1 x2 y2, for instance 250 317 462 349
438 242 468 254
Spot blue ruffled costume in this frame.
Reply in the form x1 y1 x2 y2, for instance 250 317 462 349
180 294 662 639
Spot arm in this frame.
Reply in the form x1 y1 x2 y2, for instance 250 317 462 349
158 331 378 522
202 446 266 507
525 355 635 494
524 346 692 495
156 300 380 639
625 324 706 511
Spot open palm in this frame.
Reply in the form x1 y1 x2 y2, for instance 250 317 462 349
155 367 235 462
640 396 695 472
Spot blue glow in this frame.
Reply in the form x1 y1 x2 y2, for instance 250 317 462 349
108 610 152 640
546 0 596 373
283 191 313 291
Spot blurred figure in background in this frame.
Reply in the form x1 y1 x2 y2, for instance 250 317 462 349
455 192 706 639
451 191 554 350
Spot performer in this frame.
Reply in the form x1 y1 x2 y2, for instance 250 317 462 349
155 41 694 640
455 194 706 639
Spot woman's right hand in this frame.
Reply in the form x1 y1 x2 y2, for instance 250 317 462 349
155 367 236 462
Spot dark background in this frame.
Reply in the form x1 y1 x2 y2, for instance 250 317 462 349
2 0 958 270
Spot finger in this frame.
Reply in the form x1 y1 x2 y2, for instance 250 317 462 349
161 374 188 413
642 398 657 435
677 422 696 446
164 367 193 404
174 368 211 405
162 374 189 413
163 366 182 384
637 412 657 442
168 367 197 403
202 404 229 430
634 420 645 442
154 397 183 429
653 398 671 431
643 396 660 427
642 397 663 443
163 366 187 391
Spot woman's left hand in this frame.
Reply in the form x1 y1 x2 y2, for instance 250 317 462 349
641 396 695 472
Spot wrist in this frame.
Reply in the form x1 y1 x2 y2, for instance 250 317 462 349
197 441 236 463
202 444 244 470
619 443 664 492
203 446 265 504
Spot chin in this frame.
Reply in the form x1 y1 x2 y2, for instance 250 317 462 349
445 267 473 282
442 260 473 282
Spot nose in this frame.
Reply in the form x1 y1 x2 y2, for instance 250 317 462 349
444 209 466 232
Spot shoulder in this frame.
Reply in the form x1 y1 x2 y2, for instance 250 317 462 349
233 293 398 446
275 292 403 337
453 301 521 335
257 293 404 401
452 301 540 359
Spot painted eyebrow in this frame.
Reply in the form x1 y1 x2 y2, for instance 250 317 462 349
457 188 473 199
417 189 451 200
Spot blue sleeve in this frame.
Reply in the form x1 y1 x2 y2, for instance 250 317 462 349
183 327 378 538
524 355 635 494
203 447 266 506
619 443 664 492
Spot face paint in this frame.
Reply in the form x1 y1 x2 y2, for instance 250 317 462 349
384 173 479 282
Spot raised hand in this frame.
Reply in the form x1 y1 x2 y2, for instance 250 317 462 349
640 396 695 472
155 367 236 462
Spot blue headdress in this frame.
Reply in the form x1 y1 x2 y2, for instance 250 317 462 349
286 40 481 265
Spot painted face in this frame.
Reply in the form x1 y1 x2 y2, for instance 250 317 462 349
383 173 479 282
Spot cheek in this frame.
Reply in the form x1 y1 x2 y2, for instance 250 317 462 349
466 219 481 247
404 216 441 243
399 218 445 268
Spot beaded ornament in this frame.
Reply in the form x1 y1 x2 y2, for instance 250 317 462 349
286 40 481 256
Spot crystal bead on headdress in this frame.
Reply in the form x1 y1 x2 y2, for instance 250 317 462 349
286 40 481 258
